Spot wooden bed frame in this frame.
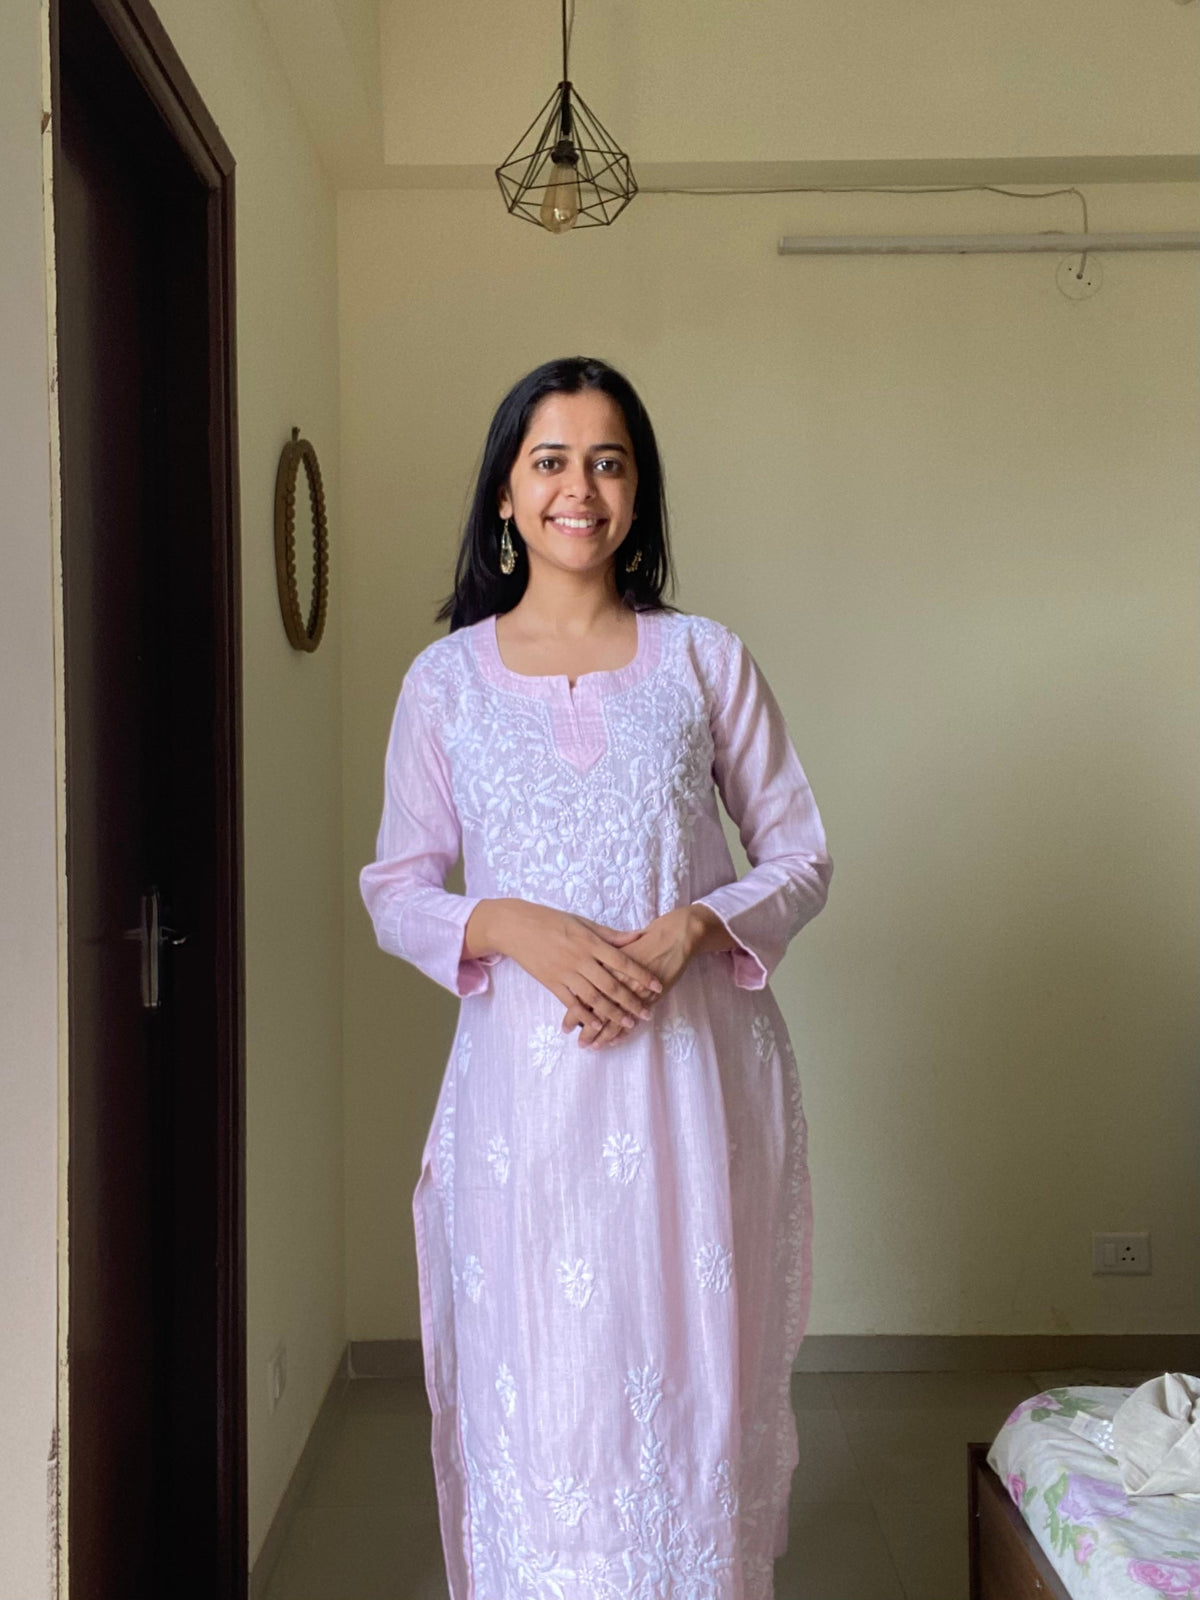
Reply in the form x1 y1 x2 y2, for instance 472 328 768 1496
968 1442 1073 1600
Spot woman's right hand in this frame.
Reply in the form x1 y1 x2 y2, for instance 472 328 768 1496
468 900 662 1048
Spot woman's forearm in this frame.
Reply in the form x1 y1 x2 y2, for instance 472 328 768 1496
468 898 738 964
463 897 520 960
463 898 504 959
686 903 738 956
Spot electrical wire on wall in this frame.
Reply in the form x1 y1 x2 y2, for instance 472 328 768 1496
641 181 1093 241
639 180 1199 301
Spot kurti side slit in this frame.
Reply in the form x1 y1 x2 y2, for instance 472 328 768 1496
361 607 832 1600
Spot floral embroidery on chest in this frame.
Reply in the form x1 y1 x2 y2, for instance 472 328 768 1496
423 620 719 929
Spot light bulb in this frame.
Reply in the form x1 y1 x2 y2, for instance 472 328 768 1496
540 162 580 232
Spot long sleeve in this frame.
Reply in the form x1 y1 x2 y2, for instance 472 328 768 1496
359 668 502 998
692 628 833 989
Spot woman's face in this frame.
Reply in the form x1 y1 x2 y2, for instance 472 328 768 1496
498 389 640 581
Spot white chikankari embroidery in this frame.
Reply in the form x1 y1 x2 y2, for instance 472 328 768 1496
661 1014 698 1063
453 1031 473 1076
459 1350 741 1598
608 1355 735 1595
750 1012 775 1061
494 1361 516 1418
556 1257 595 1308
435 1102 454 1185
434 1102 455 1255
576 1554 619 1594
460 1412 577 1597
711 1457 739 1517
543 1474 590 1527
425 618 720 932
602 1131 643 1185
529 1021 568 1077
462 1254 484 1303
624 1364 663 1424
695 1241 734 1293
485 1133 510 1185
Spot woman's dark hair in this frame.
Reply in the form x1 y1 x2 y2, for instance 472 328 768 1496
436 356 677 630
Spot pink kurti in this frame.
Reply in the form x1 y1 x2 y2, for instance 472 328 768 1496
359 606 832 1600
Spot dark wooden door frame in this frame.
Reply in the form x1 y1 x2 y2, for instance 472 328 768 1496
48 0 246 1590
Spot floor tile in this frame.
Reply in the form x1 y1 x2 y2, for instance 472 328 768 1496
837 1404 1013 1510
789 1370 840 1411
870 1486 972 1600
340 1375 431 1415
792 1407 873 1503
774 1500 906 1600
262 1503 445 1600
300 1405 440 1515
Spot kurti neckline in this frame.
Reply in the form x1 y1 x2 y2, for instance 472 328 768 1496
473 606 661 701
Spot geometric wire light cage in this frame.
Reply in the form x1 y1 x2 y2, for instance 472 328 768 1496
495 1 637 230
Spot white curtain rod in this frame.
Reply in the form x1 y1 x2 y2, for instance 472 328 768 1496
778 231 1199 255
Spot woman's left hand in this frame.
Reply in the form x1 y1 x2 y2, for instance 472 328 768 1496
560 908 703 1048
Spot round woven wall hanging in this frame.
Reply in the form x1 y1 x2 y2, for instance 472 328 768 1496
274 426 329 652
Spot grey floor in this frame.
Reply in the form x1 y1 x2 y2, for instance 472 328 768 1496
260 1366 1162 1600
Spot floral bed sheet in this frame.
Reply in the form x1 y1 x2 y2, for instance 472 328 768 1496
987 1386 1200 1600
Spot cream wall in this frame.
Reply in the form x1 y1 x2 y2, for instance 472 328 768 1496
0 5 63 1593
339 179 1199 1344
381 0 1198 168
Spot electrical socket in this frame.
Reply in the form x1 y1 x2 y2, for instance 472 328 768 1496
267 1342 287 1412
1092 1232 1151 1275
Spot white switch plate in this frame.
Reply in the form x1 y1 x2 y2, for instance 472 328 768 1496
1092 1232 1151 1274
268 1342 288 1412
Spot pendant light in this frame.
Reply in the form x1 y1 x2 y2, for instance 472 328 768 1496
495 0 637 231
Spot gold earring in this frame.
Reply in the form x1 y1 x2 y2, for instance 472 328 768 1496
500 517 516 575
624 542 642 574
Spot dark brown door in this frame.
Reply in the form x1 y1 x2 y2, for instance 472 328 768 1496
52 0 246 1594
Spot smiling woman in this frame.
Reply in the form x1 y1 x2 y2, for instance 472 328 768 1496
490 386 643 677
434 357 671 630
361 355 834 1600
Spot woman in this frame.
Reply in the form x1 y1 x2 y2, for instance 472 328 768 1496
359 356 833 1600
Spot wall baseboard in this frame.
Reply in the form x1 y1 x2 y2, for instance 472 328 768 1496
791 1332 1200 1372
345 1331 1199 1380
250 1330 1198 1589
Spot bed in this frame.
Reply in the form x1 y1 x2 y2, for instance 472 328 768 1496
968 1384 1200 1600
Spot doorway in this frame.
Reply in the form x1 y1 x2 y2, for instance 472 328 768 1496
51 0 245 1593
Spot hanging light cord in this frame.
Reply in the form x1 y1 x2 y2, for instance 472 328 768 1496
557 0 577 141
562 0 574 82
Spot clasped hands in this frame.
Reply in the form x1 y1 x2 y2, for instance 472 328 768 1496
557 910 697 1049
464 898 732 1050
469 899 733 1051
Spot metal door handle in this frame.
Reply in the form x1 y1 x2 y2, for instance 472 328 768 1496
122 886 185 1009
